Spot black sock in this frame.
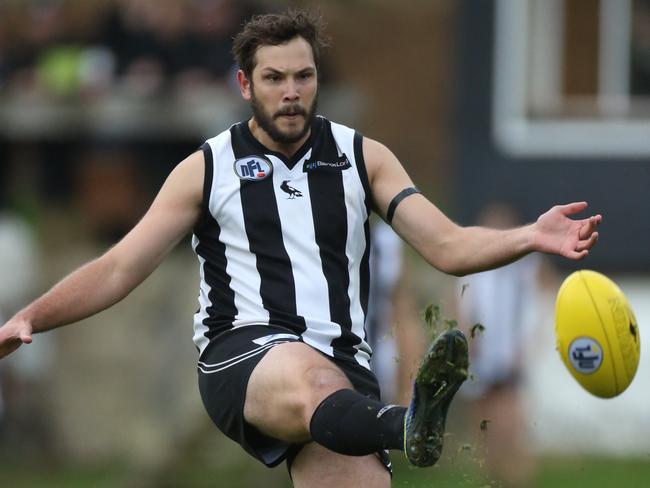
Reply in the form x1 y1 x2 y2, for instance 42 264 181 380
309 388 406 456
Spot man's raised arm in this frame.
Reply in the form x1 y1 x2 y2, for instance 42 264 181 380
0 150 205 359
364 137 601 276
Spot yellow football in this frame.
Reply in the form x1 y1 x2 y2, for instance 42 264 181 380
555 270 640 398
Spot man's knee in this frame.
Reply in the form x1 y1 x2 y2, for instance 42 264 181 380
299 363 352 426
244 342 352 438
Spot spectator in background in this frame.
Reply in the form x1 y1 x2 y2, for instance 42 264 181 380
456 202 549 487
0 4 11 88
0 212 41 426
99 0 248 95
0 1 112 97
366 219 424 404
181 0 249 87
0 0 252 98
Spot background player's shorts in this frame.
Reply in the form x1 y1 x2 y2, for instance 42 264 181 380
197 324 391 472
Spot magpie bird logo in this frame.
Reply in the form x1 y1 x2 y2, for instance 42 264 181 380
280 180 303 199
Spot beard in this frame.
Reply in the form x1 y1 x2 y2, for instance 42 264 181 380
250 88 318 145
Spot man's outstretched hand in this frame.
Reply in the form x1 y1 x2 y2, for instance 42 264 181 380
534 202 602 259
0 316 33 359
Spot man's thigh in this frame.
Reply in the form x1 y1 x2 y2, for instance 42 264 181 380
198 325 382 468
244 341 353 442
291 442 391 488
198 325 308 466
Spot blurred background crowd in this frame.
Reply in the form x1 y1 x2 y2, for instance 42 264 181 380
0 0 263 245
1 1 650 487
0 0 250 96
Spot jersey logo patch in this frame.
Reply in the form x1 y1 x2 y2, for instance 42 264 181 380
280 180 303 199
303 154 351 172
234 156 273 181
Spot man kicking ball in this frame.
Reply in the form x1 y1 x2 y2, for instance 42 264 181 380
0 9 601 487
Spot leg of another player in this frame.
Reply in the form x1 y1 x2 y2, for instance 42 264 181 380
290 441 390 488
474 386 536 487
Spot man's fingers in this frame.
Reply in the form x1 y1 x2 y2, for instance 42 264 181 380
0 324 33 359
558 201 588 216
0 338 23 359
578 215 602 239
567 249 589 260
576 232 599 252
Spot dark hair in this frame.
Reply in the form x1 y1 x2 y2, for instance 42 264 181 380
232 9 329 78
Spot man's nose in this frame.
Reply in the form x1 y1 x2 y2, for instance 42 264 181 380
283 79 299 101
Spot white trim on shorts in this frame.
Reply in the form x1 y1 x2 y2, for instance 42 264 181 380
197 338 297 374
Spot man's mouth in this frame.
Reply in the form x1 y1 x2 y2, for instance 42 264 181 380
275 107 306 119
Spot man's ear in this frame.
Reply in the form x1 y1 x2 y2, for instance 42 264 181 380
237 70 252 101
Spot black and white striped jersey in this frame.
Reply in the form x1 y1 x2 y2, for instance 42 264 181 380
192 116 373 369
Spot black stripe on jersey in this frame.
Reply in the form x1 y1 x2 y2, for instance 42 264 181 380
359 216 371 321
195 143 214 228
230 124 307 334
194 143 238 340
308 119 360 359
354 132 372 319
354 132 372 217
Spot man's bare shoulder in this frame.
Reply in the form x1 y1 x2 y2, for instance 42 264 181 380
150 149 206 214
362 136 393 162
175 149 205 176
361 136 402 183
170 149 205 189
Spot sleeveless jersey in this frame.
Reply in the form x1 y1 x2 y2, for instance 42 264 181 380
192 116 373 369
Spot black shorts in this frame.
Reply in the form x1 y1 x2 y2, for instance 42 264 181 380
197 324 391 472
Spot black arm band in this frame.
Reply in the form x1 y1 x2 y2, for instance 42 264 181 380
386 187 421 225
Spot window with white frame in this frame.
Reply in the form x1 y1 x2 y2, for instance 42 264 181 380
493 0 650 157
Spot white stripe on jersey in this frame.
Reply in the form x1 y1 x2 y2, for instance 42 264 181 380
208 132 269 329
333 122 371 368
192 246 211 354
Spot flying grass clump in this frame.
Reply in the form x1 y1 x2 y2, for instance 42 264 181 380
422 303 458 340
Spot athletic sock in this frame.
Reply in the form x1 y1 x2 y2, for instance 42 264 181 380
309 388 406 456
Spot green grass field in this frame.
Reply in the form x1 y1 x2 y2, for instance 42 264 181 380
2 455 650 487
